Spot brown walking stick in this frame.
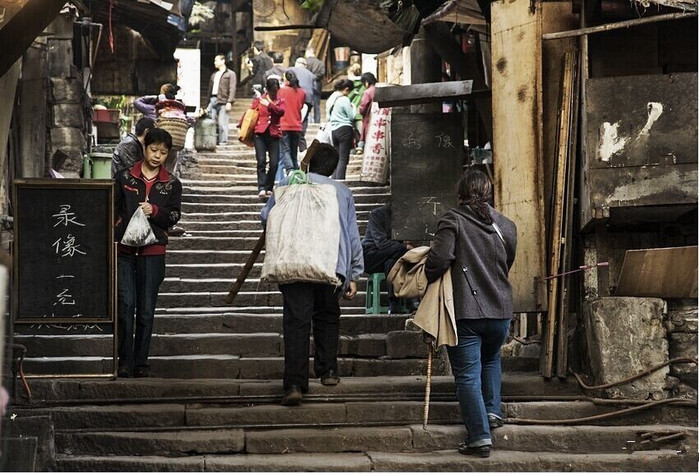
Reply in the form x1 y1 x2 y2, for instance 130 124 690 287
423 337 435 430
224 230 265 304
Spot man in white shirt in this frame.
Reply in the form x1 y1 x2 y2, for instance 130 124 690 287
207 55 237 145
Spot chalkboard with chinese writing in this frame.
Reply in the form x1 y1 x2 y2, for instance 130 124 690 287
13 180 114 324
390 113 464 241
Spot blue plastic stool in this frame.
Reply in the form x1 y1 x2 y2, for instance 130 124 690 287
365 273 389 314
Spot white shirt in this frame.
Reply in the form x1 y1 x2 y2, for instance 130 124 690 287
212 70 224 96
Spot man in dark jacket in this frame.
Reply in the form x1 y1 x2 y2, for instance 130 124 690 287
207 54 237 145
362 203 413 313
250 41 273 93
112 117 155 177
304 48 325 123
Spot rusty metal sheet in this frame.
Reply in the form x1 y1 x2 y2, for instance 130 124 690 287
615 245 698 298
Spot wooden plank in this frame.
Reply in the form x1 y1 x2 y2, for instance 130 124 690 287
615 246 698 298
542 51 575 378
0 60 21 213
19 42 47 178
542 12 697 40
491 0 547 313
556 50 580 380
0 0 64 77
375 80 474 108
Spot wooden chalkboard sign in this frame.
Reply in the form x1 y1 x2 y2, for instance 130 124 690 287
13 180 115 324
390 113 464 241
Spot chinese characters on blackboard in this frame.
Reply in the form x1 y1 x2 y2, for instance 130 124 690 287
49 204 86 317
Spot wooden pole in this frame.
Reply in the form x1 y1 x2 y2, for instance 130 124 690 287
224 231 265 304
423 343 434 430
542 12 697 41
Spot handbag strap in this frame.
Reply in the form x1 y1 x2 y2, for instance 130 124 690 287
491 221 510 257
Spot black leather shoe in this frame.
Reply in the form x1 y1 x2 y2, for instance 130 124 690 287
281 385 303 406
488 414 504 429
320 370 340 386
134 366 154 378
458 443 491 458
117 365 132 378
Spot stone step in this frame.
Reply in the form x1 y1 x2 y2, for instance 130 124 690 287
15 312 409 336
54 450 698 472
178 174 366 185
159 277 375 293
166 245 391 264
22 374 580 403
170 220 367 233
191 161 364 174
180 183 387 195
155 305 370 315
180 179 381 189
155 290 369 308
181 191 389 204
15 394 697 430
16 333 390 358
53 424 697 457
180 199 377 214
21 355 431 379
182 204 378 222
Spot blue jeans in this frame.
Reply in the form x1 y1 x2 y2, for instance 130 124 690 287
447 318 511 447
278 131 301 182
117 253 166 370
207 97 229 144
253 131 279 192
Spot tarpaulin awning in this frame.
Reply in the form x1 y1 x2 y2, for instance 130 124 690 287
421 0 485 25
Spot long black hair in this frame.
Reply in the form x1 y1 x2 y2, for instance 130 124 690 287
456 169 493 224
284 70 300 90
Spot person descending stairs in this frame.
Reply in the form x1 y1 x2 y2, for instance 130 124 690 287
6 99 698 471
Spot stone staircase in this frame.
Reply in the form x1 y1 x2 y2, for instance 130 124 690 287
6 101 698 471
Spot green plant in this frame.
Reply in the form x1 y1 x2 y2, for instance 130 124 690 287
301 0 324 12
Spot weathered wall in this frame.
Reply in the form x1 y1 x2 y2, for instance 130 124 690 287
665 300 698 393
45 15 86 178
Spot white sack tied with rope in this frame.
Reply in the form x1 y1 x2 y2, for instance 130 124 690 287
262 171 341 286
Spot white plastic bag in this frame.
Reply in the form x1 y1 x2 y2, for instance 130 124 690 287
315 123 333 145
262 172 340 286
120 206 157 247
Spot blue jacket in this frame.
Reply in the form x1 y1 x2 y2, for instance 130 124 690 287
261 173 364 289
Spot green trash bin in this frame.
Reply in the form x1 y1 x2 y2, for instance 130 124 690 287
90 152 112 179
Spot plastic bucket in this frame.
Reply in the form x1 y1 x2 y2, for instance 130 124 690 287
90 152 112 179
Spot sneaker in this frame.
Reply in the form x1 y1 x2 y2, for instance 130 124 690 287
458 443 491 458
258 190 267 199
134 366 154 378
281 385 303 406
320 370 340 386
355 148 364 155
488 413 504 430
266 190 273 197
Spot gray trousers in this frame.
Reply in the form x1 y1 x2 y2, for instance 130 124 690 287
207 97 229 144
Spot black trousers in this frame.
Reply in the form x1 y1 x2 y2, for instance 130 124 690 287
363 242 408 301
331 125 354 180
279 282 342 392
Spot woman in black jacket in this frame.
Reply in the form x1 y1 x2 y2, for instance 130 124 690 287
114 128 182 378
424 170 517 458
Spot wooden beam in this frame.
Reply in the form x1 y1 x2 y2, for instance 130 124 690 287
542 12 697 41
0 0 65 77
375 81 476 108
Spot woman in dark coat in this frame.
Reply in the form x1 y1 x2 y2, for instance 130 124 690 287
424 170 517 458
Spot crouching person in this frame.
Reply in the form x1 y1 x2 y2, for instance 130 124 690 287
261 143 364 406
114 128 182 378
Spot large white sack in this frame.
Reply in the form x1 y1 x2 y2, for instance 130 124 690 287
261 182 340 286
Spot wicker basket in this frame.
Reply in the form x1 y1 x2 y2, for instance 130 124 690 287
156 117 189 151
